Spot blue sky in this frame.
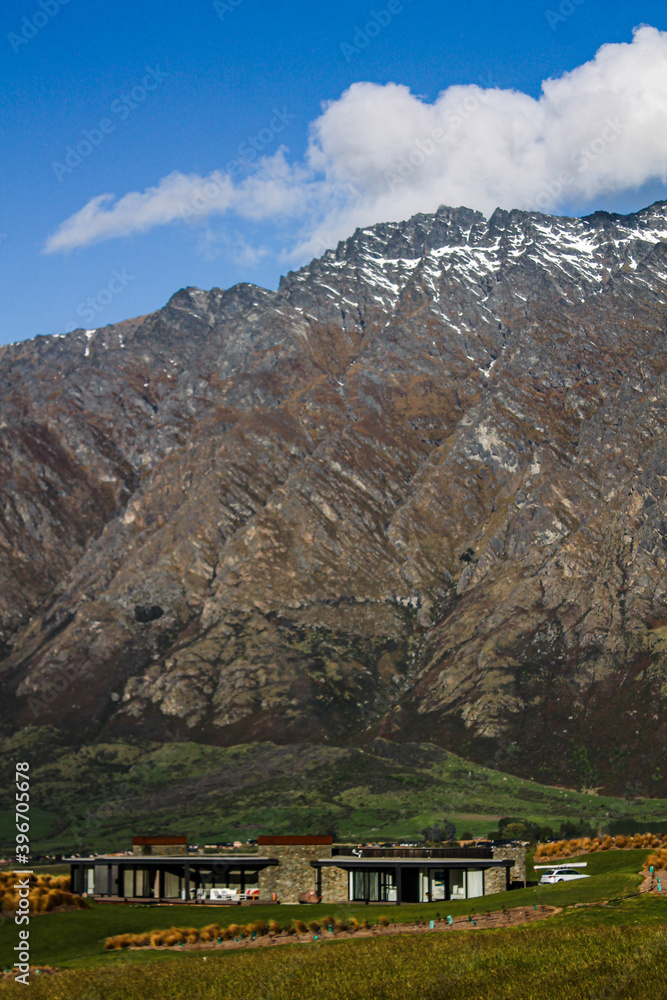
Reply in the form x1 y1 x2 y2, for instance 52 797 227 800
2 0 667 345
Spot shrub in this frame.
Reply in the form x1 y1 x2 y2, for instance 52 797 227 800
227 924 241 939
293 920 308 934
335 918 347 933
268 919 281 935
379 915 390 927
308 920 320 933
199 924 219 942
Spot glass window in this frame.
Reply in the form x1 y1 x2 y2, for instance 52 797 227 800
450 869 466 898
123 869 134 898
94 865 108 895
134 868 150 897
86 867 95 894
350 870 396 902
431 870 447 901
164 871 183 898
467 869 484 898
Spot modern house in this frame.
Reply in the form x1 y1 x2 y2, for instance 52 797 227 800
69 851 278 901
68 835 525 905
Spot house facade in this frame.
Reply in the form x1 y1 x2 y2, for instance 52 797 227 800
68 835 525 905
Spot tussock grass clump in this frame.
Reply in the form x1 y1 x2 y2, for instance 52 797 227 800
293 919 308 934
644 847 667 870
268 919 281 935
535 831 667 861
162 931 182 947
379 915 390 927
0 871 87 916
198 924 220 942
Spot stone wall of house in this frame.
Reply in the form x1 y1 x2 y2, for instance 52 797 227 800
132 843 185 856
484 864 509 895
258 844 329 903
320 865 349 904
484 846 526 894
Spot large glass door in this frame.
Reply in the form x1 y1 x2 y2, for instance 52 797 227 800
349 869 396 902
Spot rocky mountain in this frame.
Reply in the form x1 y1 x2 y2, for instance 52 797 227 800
2 201 667 794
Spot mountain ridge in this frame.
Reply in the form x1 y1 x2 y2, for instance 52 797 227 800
1 200 667 794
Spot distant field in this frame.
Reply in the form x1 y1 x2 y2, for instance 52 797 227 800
2 727 667 854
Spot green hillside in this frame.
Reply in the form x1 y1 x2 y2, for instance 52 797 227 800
2 728 667 854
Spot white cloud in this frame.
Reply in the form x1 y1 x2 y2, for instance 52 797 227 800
44 26 667 257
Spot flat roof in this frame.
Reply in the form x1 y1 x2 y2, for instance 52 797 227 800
257 835 333 845
66 855 277 866
131 836 187 845
313 857 515 869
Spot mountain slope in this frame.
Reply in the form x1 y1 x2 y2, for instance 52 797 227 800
1 202 667 792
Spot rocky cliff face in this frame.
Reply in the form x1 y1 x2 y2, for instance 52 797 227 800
2 202 667 792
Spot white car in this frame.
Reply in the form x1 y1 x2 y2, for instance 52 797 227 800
540 867 590 884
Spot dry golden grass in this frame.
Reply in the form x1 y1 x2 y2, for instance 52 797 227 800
0 871 86 916
535 831 667 862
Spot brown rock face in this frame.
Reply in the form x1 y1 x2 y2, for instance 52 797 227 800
1 203 667 792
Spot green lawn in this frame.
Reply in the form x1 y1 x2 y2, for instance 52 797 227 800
1 919 666 999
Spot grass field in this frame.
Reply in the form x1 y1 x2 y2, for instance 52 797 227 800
1 848 665 998
1 908 666 998
2 728 667 853
0 848 658 967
